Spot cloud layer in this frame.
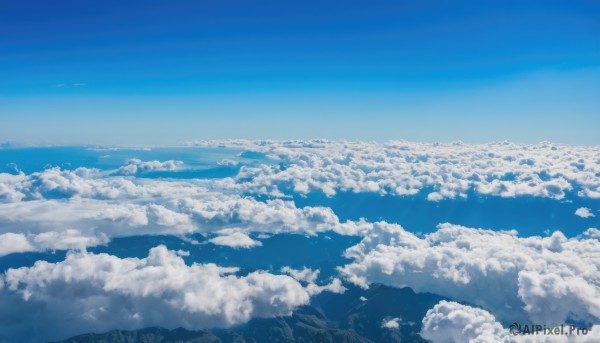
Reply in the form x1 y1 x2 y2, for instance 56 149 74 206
421 301 507 343
0 165 367 255
2 139 599 256
192 140 600 200
1 142 599 342
339 223 600 325
0 245 342 342
421 301 600 343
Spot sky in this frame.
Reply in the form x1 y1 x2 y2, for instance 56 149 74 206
1 0 599 145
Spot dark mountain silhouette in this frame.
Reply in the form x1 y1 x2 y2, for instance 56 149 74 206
56 285 443 343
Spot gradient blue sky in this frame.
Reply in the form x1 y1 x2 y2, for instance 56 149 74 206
1 0 599 145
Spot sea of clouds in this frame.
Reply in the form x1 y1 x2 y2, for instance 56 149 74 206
0 140 598 342
339 222 600 325
191 139 600 200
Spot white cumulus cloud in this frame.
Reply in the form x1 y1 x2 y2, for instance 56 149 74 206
280 266 346 295
421 301 506 342
0 245 338 342
191 140 600 200
0 233 35 256
575 207 596 218
339 222 600 325
421 301 600 343
382 317 401 329
115 158 184 175
0 162 370 253
208 229 262 248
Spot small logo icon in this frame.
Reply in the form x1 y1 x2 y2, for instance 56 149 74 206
509 322 522 336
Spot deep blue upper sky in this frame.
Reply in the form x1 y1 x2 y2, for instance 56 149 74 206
1 0 599 145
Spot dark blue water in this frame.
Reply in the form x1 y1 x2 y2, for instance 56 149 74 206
293 190 600 238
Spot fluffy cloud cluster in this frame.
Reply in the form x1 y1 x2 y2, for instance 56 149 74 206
2 139 599 255
576 207 596 219
339 223 600 325
0 198 195 256
193 140 600 200
280 266 346 295
421 301 506 343
381 317 401 329
0 245 342 342
421 301 600 343
115 158 184 175
0 164 371 255
0 192 370 255
584 228 600 239
0 230 109 256
0 232 35 256
208 229 263 248
175 196 343 234
0 167 210 202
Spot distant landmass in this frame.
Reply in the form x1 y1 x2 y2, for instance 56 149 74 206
57 285 443 343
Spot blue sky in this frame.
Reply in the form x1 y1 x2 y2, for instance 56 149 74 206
1 0 599 145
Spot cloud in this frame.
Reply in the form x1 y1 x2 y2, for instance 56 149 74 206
208 229 262 248
2 144 598 341
0 162 371 254
281 266 320 284
381 317 401 329
0 166 211 202
427 191 444 202
0 233 34 256
0 173 26 202
0 245 339 342
191 140 600 200
421 301 600 343
0 230 109 258
31 229 109 252
583 228 600 239
0 192 365 254
0 198 195 242
218 158 239 167
339 222 600 325
421 301 506 342
1 142 598 255
576 207 596 218
280 266 346 295
176 196 346 235
115 159 184 175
